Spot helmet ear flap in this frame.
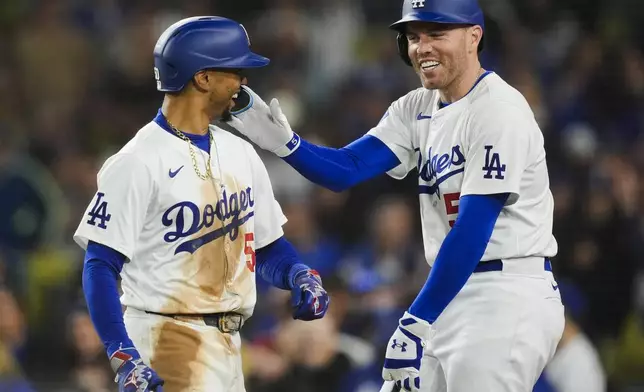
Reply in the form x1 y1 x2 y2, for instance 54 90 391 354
396 33 412 67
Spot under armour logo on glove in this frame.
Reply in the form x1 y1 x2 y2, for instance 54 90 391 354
291 269 330 321
383 312 433 392
110 347 164 392
391 339 408 352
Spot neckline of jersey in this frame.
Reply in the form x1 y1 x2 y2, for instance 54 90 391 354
153 108 211 144
437 70 494 109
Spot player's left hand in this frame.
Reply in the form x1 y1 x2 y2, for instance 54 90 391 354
382 312 433 392
110 347 164 392
227 86 297 156
290 269 329 321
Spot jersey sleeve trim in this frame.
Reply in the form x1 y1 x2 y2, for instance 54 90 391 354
254 214 287 249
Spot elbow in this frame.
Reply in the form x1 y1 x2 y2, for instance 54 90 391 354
327 182 350 193
324 172 358 193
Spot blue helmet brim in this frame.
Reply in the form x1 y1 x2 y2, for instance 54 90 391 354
232 52 271 68
389 11 484 32
199 52 270 69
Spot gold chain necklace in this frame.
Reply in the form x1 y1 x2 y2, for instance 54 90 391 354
166 120 214 180
166 119 234 284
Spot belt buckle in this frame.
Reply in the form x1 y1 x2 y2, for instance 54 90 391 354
218 313 242 333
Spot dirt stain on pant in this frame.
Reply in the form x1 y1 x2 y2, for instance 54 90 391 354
150 320 203 392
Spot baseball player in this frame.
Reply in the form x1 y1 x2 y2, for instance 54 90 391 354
226 0 565 391
73 16 329 392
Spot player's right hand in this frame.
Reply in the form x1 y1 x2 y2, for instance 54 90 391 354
382 312 432 392
290 268 329 321
110 347 164 392
228 86 299 157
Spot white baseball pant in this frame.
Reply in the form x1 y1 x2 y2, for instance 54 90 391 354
380 257 565 392
124 307 246 392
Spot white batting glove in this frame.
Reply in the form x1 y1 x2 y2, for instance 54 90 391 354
382 312 432 392
228 86 301 157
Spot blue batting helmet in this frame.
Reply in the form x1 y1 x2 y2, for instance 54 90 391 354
390 0 485 66
153 16 270 92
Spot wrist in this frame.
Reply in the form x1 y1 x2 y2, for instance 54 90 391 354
287 263 311 289
273 132 300 157
401 311 433 341
108 344 140 373
106 339 135 359
403 311 431 326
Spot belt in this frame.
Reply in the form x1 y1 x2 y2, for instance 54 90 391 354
473 258 552 273
145 311 244 333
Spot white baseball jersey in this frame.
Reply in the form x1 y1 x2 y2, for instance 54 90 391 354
74 115 286 319
368 71 557 266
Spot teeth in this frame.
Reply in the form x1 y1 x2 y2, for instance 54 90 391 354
232 93 239 98
421 61 439 69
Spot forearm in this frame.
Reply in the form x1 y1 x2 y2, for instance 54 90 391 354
409 193 508 323
82 242 133 357
255 236 309 290
282 135 400 192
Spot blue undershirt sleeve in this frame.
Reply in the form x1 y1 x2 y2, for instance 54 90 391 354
282 135 401 192
82 241 133 357
408 193 509 323
255 236 309 290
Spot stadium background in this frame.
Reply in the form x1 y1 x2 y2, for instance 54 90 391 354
0 0 643 391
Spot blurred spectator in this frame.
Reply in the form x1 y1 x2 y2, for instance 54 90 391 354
65 310 113 392
337 195 427 346
0 279 33 392
248 276 379 392
535 281 606 392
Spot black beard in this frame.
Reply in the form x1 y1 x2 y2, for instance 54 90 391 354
220 109 232 122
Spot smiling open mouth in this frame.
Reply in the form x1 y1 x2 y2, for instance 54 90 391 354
421 61 440 70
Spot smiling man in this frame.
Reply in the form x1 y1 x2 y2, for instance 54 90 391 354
226 0 565 391
73 16 329 392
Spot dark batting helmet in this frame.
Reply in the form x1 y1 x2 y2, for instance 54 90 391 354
153 16 270 92
390 0 485 66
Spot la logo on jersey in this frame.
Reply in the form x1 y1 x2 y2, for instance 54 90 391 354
418 145 466 197
86 192 111 229
162 187 255 255
482 145 506 179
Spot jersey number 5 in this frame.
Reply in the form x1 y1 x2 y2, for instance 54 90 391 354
244 233 256 272
444 192 460 228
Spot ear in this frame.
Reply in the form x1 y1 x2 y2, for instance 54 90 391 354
192 70 211 92
470 26 483 52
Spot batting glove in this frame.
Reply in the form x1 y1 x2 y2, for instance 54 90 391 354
383 312 432 392
110 347 164 392
290 269 329 321
228 86 301 157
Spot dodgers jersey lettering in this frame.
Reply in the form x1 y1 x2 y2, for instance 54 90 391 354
368 72 557 265
74 120 286 318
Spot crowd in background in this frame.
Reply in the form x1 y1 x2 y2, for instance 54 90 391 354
1 0 643 391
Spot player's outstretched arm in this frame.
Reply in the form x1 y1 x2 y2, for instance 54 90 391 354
227 86 401 192
255 236 329 320
83 241 164 392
